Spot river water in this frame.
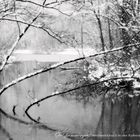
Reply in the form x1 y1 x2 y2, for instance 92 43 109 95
0 54 140 140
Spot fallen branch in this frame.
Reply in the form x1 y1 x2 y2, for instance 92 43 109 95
0 42 140 96
16 0 71 8
25 76 137 123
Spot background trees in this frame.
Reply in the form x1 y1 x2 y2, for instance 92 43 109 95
1 0 140 139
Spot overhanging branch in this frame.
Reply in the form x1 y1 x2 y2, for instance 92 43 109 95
25 76 137 123
0 42 140 96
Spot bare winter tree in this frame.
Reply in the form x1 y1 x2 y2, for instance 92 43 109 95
1 0 140 139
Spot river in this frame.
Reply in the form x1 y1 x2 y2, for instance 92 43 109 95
0 53 140 140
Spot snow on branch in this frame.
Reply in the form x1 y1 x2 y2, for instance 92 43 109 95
0 42 140 96
0 0 50 72
0 13 41 72
25 75 137 123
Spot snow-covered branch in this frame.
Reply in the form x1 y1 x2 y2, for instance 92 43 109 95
0 13 41 72
0 0 53 72
0 107 78 138
0 42 140 96
25 75 138 123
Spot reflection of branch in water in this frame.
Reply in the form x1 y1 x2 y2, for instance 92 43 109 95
117 95 139 135
0 108 57 131
95 108 103 135
109 101 113 136
0 107 33 125
0 107 77 139
0 124 13 140
123 96 133 135
1 42 139 97
12 105 17 116
130 96 140 134
95 95 105 135
95 87 111 136
133 110 139 134
101 95 105 135
25 78 130 123
26 89 40 107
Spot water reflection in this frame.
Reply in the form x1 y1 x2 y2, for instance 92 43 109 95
0 60 140 140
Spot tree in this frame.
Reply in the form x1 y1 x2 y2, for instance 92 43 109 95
1 0 140 139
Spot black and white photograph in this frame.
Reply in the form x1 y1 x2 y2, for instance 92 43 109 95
0 0 140 140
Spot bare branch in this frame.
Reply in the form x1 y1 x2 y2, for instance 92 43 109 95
0 1 48 72
133 66 140 75
0 18 64 43
12 105 17 116
16 0 55 8
0 7 13 14
14 0 21 35
16 0 71 7
94 10 105 51
15 16 21 35
45 6 73 16
16 0 72 16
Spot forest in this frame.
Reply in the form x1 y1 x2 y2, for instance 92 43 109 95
0 0 140 140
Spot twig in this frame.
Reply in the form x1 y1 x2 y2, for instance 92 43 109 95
12 105 17 116
0 107 78 137
0 18 63 43
0 107 57 131
0 12 41 72
0 7 13 14
46 6 73 16
16 0 71 7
